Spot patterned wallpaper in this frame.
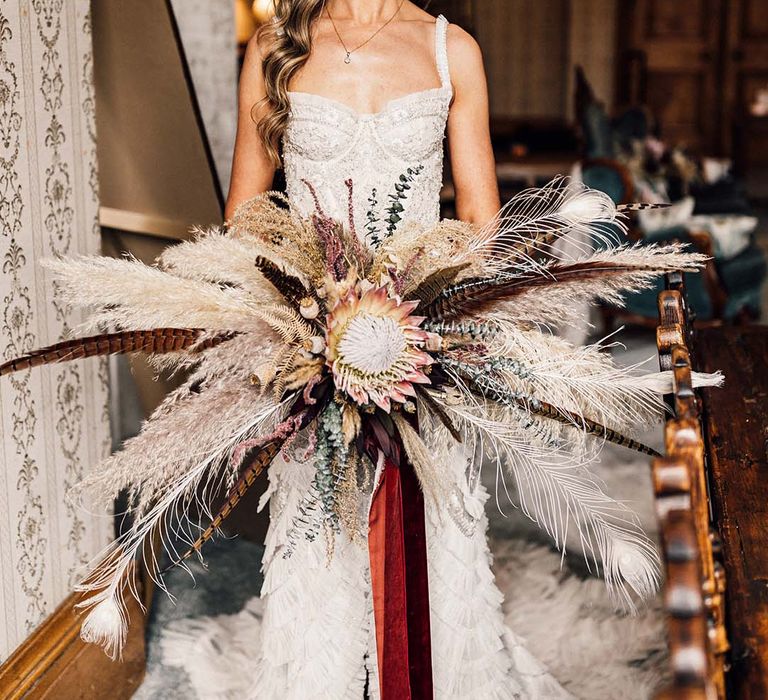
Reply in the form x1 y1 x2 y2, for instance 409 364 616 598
0 0 110 661
170 0 237 195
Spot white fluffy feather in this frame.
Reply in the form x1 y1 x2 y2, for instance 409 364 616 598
470 176 625 271
75 395 291 659
485 323 723 435
44 256 267 333
158 228 284 301
422 392 660 610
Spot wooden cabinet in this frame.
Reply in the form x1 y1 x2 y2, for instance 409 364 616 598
618 0 725 154
619 0 768 168
724 0 768 172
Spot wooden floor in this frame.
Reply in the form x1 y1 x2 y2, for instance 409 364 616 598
698 325 768 699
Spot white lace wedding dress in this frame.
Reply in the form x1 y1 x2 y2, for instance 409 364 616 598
162 16 572 699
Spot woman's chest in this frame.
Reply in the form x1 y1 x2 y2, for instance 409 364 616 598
284 89 451 164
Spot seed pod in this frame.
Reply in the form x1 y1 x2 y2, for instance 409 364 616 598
299 297 320 320
305 336 326 355
425 333 443 352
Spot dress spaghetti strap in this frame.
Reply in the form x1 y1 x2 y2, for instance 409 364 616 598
435 15 451 90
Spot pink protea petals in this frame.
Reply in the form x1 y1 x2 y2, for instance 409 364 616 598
408 371 432 385
394 300 420 319
324 285 434 412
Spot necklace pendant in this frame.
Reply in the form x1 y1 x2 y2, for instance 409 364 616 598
344 52 351 64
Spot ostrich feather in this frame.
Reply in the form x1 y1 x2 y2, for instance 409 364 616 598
485 324 723 434
440 357 659 457
75 393 292 659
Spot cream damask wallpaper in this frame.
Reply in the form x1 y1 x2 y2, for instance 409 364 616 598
0 0 111 660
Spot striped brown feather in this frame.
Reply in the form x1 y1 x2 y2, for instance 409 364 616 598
533 399 660 457
0 328 225 376
444 360 660 457
408 262 469 309
255 256 308 305
161 439 282 574
426 260 669 320
162 381 332 574
416 387 463 442
617 202 671 213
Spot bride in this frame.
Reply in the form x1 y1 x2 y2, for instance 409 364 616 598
224 1 572 697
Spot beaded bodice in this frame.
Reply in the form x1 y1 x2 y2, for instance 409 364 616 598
283 15 452 246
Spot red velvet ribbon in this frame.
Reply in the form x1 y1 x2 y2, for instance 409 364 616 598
364 418 433 700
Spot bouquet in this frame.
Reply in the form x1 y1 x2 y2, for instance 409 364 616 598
1 177 721 659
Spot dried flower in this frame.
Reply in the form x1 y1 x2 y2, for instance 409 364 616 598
325 285 432 411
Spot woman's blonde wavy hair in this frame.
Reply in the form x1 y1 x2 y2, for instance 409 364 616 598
255 0 327 167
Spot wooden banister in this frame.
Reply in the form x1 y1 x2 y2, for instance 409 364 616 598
654 282 727 699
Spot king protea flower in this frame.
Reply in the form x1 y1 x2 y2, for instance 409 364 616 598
325 285 433 411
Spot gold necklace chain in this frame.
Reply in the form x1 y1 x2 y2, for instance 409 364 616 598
326 0 406 64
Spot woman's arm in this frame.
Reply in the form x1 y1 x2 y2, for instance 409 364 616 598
225 35 277 220
445 26 500 226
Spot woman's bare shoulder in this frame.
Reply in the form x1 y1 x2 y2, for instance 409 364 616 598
239 28 274 99
246 23 278 61
446 22 481 57
445 23 484 80
402 4 481 59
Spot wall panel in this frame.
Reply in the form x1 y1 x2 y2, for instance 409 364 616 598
0 0 110 661
170 0 237 195
475 0 618 121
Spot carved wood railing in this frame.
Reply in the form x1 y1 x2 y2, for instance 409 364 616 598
654 275 728 700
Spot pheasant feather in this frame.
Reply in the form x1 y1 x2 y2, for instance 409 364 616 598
254 255 310 305
0 328 225 376
162 439 283 574
428 244 707 320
